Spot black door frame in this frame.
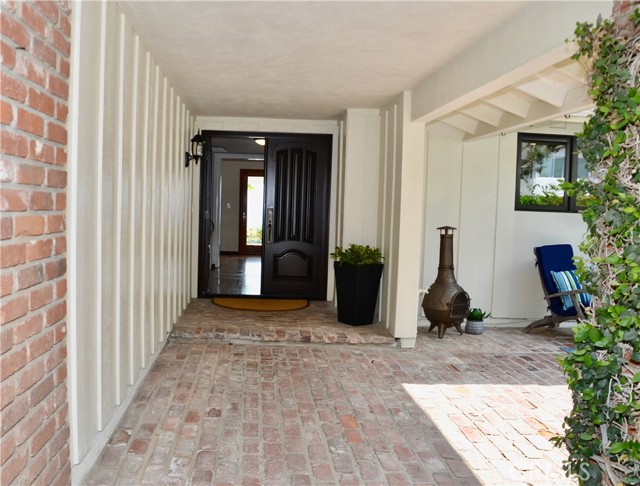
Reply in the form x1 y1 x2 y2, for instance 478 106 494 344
197 137 213 296
197 131 333 298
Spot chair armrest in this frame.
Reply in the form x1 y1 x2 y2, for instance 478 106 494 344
546 289 587 299
545 289 587 319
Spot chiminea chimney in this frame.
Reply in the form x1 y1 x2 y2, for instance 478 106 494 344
421 226 470 338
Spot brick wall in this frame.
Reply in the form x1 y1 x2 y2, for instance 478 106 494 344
0 1 71 484
612 0 640 39
613 0 640 17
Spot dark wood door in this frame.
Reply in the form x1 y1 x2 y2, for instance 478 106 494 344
262 135 332 300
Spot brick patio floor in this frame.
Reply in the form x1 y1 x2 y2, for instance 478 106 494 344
84 300 577 485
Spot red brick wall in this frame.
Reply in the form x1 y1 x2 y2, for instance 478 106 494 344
613 0 640 17
0 1 71 484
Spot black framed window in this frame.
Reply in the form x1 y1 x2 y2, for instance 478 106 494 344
515 133 590 212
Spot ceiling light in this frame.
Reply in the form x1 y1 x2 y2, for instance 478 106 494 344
254 138 265 146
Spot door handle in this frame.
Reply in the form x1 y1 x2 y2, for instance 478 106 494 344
266 207 274 244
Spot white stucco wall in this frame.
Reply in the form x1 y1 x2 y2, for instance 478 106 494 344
68 1 194 480
422 124 587 322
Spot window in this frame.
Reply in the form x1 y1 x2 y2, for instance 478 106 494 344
515 133 590 212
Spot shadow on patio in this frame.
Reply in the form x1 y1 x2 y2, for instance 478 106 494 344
85 299 575 485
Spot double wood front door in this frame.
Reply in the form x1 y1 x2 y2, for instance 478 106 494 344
198 132 332 300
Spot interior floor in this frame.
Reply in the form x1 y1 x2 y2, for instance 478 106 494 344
208 254 261 296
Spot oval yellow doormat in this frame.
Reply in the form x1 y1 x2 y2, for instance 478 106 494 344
212 297 309 311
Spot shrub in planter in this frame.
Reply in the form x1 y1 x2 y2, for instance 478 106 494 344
465 308 490 335
331 244 383 325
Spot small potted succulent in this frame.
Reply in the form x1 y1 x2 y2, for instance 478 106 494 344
465 307 490 335
331 244 383 325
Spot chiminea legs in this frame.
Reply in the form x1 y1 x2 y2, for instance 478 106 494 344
428 321 464 339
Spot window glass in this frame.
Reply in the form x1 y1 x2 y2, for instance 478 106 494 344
574 152 595 209
518 140 566 208
515 133 592 212
576 152 589 179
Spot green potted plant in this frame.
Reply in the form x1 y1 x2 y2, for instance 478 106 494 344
331 244 383 325
465 308 490 335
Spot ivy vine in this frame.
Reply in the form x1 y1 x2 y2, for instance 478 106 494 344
557 9 640 485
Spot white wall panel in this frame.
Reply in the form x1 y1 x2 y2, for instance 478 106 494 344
68 2 194 478
68 0 102 460
141 52 152 362
422 127 587 323
158 78 168 339
491 131 586 318
118 11 133 392
379 103 398 331
341 110 380 246
457 137 500 312
99 0 118 429
165 88 174 332
378 93 425 344
170 94 179 323
147 66 159 352
130 33 142 379
422 126 464 288
378 106 395 327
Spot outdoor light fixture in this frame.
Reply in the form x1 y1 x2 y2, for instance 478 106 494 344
185 130 204 167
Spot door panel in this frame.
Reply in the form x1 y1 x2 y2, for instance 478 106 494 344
262 135 332 299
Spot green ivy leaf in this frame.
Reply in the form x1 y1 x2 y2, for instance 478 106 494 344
559 9 640 484
574 325 592 342
609 442 625 454
584 353 593 367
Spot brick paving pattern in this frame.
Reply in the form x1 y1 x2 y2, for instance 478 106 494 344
406 384 572 485
86 301 577 485
171 300 396 345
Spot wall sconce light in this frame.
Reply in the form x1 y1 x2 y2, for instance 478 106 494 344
185 130 204 167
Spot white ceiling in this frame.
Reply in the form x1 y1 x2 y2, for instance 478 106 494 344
119 1 530 120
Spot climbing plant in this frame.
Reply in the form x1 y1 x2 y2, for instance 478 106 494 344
557 8 640 485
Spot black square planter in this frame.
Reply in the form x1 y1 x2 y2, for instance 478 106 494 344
334 262 383 325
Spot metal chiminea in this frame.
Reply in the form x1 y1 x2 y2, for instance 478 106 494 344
422 226 470 338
